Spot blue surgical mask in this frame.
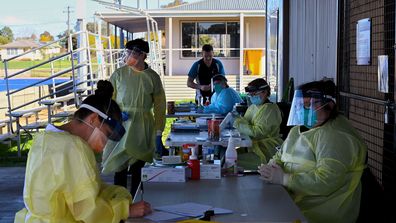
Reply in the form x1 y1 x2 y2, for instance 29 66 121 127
303 108 317 128
214 84 223 94
249 95 263 105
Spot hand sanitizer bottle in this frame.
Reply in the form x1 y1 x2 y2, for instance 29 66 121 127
225 135 238 175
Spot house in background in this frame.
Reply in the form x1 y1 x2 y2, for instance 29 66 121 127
0 39 62 61
0 40 42 61
96 0 267 100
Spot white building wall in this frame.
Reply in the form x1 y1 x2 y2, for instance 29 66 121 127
0 48 42 60
289 0 338 87
165 17 265 76
245 17 265 49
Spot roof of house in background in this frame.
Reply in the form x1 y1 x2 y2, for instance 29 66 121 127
96 0 265 33
0 40 40 49
165 0 265 11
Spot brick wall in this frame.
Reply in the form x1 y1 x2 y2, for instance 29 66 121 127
339 0 389 183
338 0 395 219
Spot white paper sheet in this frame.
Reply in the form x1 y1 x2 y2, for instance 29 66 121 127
154 202 233 217
144 210 189 222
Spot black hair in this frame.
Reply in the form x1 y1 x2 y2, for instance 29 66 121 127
212 74 227 82
202 44 213 52
125 38 149 53
212 74 228 88
298 79 338 120
247 78 271 97
74 80 122 122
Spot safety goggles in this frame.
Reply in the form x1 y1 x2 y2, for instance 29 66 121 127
79 104 126 141
245 84 269 93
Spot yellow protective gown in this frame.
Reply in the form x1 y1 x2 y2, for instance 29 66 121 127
103 65 166 173
272 115 367 223
14 131 131 223
233 102 283 170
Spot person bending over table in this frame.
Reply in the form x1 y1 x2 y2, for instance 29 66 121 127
202 74 242 115
15 80 151 223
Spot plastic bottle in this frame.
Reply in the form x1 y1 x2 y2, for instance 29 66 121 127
225 135 238 175
187 146 200 180
204 96 210 106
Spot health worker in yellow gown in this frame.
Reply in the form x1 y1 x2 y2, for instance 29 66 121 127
102 39 166 196
233 78 283 170
15 80 151 223
259 80 367 223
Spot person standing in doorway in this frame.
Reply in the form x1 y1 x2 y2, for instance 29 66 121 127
187 44 225 104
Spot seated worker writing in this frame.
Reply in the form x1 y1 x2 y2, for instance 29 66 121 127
233 78 283 170
187 44 225 104
203 74 243 115
15 80 152 223
258 80 367 223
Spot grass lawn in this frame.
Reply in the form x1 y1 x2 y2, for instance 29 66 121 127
0 59 77 78
0 59 75 70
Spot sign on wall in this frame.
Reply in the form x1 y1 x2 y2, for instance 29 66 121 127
356 18 371 65
378 55 389 93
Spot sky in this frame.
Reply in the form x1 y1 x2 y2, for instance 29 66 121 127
0 0 200 39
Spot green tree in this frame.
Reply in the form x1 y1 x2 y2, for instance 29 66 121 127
199 35 214 46
162 0 187 8
0 26 14 44
39 31 54 42
86 22 96 33
57 30 77 50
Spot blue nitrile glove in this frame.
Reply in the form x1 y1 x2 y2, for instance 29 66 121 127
156 134 167 156
196 106 204 113
121 112 129 121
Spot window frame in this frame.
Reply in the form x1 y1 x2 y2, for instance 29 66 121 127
180 20 240 59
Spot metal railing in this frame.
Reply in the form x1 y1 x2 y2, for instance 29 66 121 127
1 31 110 156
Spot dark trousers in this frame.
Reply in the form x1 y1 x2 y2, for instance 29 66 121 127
114 160 146 197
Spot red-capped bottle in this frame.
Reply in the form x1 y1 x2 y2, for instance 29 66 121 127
187 151 200 180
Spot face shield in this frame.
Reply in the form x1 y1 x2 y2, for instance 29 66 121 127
122 47 145 63
287 90 335 128
79 104 125 141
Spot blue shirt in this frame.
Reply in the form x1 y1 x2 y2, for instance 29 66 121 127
204 87 243 115
188 58 225 80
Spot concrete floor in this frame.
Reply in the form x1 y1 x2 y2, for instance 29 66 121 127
0 167 25 223
0 167 115 223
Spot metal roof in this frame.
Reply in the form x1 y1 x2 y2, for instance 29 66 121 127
95 0 265 33
0 40 40 49
165 0 265 11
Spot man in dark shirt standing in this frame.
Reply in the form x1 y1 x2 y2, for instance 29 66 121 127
187 44 225 104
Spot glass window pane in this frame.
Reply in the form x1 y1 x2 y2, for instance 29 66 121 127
227 22 240 57
198 22 225 57
181 22 196 57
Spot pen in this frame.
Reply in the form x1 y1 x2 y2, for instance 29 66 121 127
132 182 142 203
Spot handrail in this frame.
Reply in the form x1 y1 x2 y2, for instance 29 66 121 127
8 63 87 96
2 36 68 62
7 52 71 78
10 84 75 112
339 91 387 105
10 85 74 112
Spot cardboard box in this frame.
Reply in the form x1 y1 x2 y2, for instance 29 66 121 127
200 161 221 180
141 166 189 183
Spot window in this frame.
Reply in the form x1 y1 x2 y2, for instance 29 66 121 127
181 21 240 58
7 48 18 55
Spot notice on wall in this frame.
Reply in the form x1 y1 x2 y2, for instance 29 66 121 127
378 55 389 93
356 18 371 65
